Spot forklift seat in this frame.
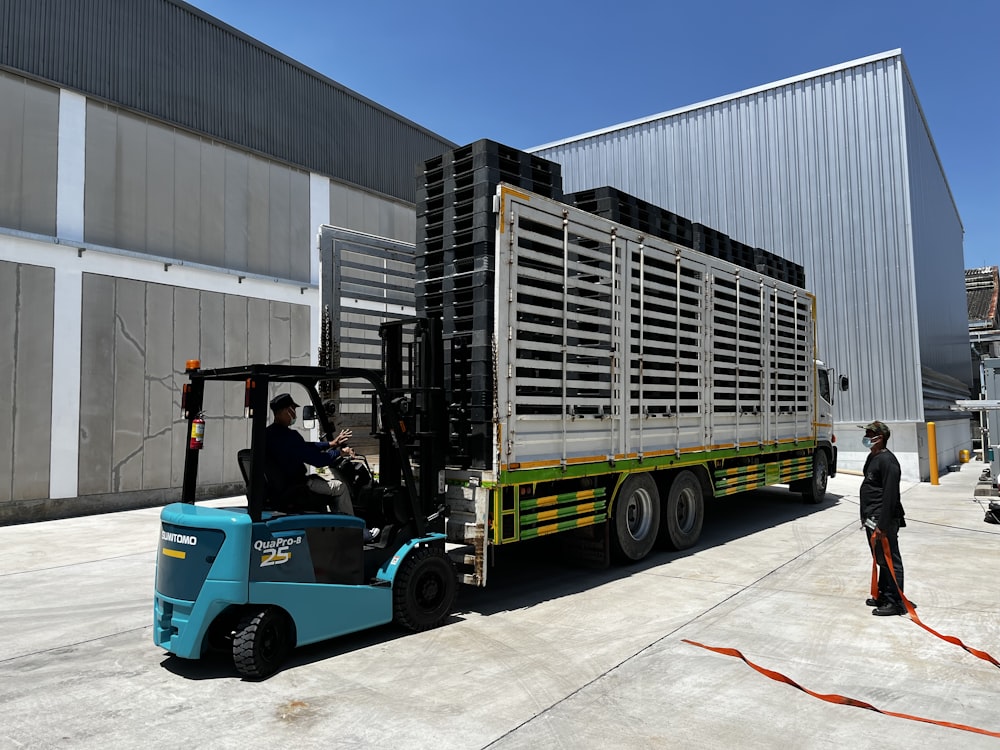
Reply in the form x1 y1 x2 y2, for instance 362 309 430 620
237 448 336 514
236 449 255 495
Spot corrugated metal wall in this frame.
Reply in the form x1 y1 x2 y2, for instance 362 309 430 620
0 0 454 203
533 52 968 426
901 68 969 389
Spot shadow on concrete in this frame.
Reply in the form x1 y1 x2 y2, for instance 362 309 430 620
458 487 848 618
160 486 845 679
161 614 465 681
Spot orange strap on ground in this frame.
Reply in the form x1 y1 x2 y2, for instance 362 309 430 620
683 639 1000 739
872 530 1000 669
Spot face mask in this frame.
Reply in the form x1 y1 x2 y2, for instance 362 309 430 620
289 417 297 426
862 436 878 449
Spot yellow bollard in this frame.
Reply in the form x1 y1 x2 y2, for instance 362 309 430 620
928 421 939 485
960 449 970 463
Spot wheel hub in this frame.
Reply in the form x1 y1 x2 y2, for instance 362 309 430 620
626 488 654 541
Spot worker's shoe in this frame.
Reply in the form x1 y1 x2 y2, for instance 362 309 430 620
872 601 906 616
364 527 380 543
865 596 885 607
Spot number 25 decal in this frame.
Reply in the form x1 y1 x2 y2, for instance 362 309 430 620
260 546 291 567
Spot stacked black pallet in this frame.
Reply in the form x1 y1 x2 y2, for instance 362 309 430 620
693 225 805 287
568 186 804 287
415 139 564 468
566 187 695 248
754 247 805 287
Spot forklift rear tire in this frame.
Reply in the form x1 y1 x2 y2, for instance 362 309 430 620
232 606 293 679
393 547 456 632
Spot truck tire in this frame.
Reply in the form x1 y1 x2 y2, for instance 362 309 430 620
393 546 456 632
662 470 704 550
232 606 293 679
802 450 829 504
611 473 661 562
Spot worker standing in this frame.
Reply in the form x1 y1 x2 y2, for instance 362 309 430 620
859 420 907 616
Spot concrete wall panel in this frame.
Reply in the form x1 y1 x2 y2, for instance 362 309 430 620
0 264 16 503
143 283 175 490
116 112 149 253
198 291 226 484
223 295 250 485
79 274 115 495
83 104 312 281
223 149 250 271
346 188 364 234
111 279 146 492
268 301 292 365
291 303 311 365
289 173 311 281
173 129 201 263
0 263 55 502
19 77 59 235
11 264 54 499
329 181 349 228
170 286 200 487
82 104 117 246
145 123 176 258
326 179 416 244
0 74 24 226
200 140 227 266
268 166 291 279
246 155 270 275
0 71 58 235
247 297 271 364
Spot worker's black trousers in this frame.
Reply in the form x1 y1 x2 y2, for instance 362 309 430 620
865 522 904 604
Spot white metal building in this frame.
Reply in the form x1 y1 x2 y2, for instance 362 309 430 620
530 50 970 481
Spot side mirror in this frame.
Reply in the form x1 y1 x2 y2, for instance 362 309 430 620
301 404 316 430
839 375 849 392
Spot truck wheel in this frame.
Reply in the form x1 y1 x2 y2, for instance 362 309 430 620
662 470 704 550
802 450 829 504
232 606 293 679
393 547 456 632
611 473 661 562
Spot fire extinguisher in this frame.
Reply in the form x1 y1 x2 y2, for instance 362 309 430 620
189 413 205 450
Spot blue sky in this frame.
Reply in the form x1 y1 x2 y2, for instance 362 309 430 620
188 0 998 269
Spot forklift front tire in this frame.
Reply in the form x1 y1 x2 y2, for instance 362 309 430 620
232 606 293 679
393 547 456 632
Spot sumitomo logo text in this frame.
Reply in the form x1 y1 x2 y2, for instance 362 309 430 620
161 530 198 546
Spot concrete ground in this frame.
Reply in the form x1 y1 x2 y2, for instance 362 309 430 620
1 462 998 749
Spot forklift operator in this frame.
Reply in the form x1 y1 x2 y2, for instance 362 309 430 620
264 392 356 514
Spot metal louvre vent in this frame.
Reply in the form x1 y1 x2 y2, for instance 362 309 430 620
496 185 817 466
629 251 705 417
512 216 615 417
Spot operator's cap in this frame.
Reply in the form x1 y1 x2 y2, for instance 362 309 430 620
269 393 300 411
863 420 890 438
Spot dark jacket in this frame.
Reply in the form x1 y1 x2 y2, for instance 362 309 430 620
264 423 341 497
859 449 905 531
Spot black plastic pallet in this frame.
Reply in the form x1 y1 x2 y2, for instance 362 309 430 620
450 139 562 184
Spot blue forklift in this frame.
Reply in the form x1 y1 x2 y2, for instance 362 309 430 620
154 318 456 678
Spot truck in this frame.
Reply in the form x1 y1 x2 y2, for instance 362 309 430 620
154 143 844 676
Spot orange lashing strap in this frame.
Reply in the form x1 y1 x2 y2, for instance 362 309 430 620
871 529 1000 669
683 639 1000 739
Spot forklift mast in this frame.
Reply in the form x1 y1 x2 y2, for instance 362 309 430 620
379 317 447 524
